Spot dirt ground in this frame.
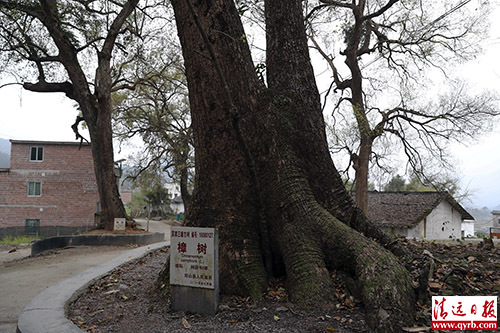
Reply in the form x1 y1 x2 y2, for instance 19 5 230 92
68 238 500 333
69 248 368 332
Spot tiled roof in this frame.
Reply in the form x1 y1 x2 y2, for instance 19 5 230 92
365 191 474 229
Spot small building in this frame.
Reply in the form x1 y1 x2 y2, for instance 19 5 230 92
365 191 474 240
0 140 99 238
490 210 500 239
461 220 474 238
120 189 133 205
164 181 181 200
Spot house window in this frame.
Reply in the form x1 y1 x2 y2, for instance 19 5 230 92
25 219 40 236
30 146 44 161
28 181 42 196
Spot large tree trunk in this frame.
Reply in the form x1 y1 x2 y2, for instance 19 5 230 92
85 102 127 230
23 0 132 231
343 5 374 214
170 0 414 331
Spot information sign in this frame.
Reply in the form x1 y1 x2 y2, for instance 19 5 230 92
170 226 216 289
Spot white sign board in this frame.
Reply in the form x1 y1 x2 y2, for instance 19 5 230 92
170 226 216 289
114 218 126 231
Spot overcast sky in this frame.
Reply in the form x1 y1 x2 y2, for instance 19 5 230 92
0 3 499 209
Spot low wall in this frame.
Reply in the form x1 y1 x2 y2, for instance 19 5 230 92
31 233 165 256
0 226 94 240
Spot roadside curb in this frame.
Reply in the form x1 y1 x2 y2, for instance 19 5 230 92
31 233 165 256
17 241 170 333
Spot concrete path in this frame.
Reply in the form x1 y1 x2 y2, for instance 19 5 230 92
0 246 131 333
0 219 172 333
135 218 178 240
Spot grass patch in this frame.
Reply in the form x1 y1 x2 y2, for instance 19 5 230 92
0 235 39 245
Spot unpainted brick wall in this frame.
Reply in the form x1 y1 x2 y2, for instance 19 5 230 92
0 142 99 231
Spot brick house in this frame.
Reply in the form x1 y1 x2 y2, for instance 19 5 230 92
0 140 99 238
365 191 474 240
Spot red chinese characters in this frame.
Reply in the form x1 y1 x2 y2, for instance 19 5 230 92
197 243 207 255
177 242 187 253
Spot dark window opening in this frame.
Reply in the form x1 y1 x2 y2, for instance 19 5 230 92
30 146 44 161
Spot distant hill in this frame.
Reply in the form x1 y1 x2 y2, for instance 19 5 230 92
465 206 494 235
0 138 10 168
465 206 493 219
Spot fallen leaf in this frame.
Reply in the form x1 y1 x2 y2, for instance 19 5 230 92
182 317 191 329
344 298 354 307
428 282 441 290
276 306 288 312
229 319 238 324
273 315 280 321
326 328 336 332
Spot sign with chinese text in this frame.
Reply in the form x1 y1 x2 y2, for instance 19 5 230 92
114 218 126 231
170 226 216 289
432 296 497 331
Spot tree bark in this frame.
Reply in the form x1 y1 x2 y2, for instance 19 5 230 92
170 0 414 330
354 140 372 213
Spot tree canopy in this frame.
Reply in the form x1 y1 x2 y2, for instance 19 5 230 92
0 0 173 228
307 0 499 212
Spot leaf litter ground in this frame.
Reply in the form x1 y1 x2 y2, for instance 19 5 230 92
68 239 500 332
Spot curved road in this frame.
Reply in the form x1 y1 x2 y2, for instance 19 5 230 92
0 219 172 333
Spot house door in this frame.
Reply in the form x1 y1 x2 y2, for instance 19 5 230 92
25 219 40 236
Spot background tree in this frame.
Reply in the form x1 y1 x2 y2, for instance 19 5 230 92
0 0 166 229
170 0 414 330
123 165 171 217
308 0 499 213
383 174 406 192
112 46 194 212
382 172 468 201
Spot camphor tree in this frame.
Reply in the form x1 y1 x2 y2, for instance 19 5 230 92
307 0 499 213
169 0 415 330
0 0 166 229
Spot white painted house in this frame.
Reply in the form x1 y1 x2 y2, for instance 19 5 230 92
461 220 474 238
164 181 184 214
365 192 474 240
164 181 181 200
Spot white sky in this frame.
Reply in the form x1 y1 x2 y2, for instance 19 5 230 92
0 2 499 209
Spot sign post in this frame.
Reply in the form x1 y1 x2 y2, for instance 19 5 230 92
170 226 219 315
